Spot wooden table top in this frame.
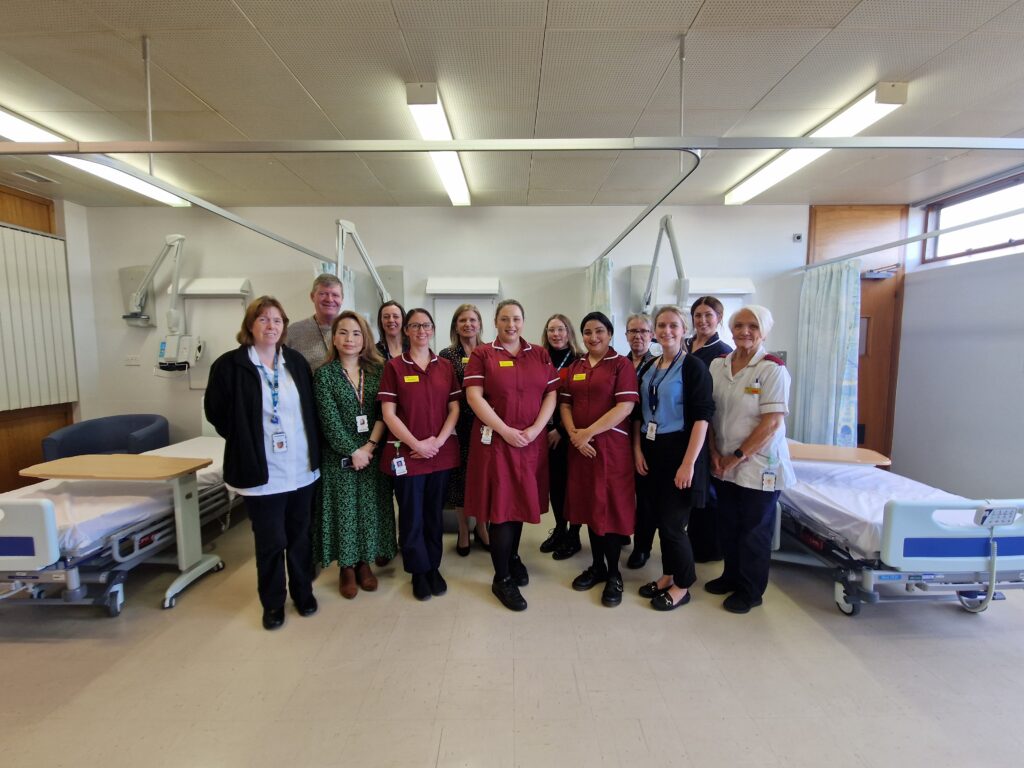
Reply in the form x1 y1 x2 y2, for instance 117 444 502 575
20 453 212 481
787 441 891 467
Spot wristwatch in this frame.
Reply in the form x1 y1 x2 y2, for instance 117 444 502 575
733 448 745 459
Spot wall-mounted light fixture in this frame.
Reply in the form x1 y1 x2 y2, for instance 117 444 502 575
0 106 190 207
724 82 908 205
406 83 471 206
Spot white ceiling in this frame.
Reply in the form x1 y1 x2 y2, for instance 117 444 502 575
1 0 1023 207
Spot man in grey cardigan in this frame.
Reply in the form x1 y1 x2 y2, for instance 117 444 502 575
288 274 344 371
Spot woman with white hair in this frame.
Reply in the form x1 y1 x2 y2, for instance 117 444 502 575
706 305 794 614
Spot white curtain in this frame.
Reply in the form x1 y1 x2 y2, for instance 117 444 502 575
585 255 613 317
793 259 860 447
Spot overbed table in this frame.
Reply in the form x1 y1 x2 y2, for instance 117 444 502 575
20 453 223 608
787 441 891 467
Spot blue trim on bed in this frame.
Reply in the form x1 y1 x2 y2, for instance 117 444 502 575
903 537 1024 558
0 536 35 556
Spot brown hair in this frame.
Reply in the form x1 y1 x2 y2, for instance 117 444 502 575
448 303 484 347
237 295 289 347
327 311 384 371
690 295 725 327
376 300 405 343
542 313 579 356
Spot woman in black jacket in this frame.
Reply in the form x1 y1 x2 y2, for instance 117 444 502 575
205 295 321 631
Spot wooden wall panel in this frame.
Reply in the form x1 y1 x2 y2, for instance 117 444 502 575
0 184 55 234
0 403 71 491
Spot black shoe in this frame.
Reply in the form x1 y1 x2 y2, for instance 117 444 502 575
552 531 582 560
572 565 608 591
509 555 529 587
638 580 669 599
412 573 432 601
295 596 318 617
601 574 624 607
474 527 490 552
626 550 649 569
723 593 762 614
651 590 691 611
456 535 471 557
492 576 527 611
539 527 565 554
427 569 448 596
262 607 285 630
704 576 738 595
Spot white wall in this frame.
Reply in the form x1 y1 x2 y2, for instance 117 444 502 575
892 252 1024 498
75 204 808 440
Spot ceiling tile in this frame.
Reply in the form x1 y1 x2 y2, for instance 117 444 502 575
473 189 530 205
73 0 251 31
0 1 109 35
528 153 616 190
462 151 531 191
599 151 681 191
273 153 392 196
190 154 321 192
547 1 701 30
215 109 341 140
527 188 597 204
236 0 399 29
693 0 860 28
394 1 546 28
535 110 641 138
839 0 1016 32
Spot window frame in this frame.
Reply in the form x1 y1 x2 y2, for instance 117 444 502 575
923 173 1024 263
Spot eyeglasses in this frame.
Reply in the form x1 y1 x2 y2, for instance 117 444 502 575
406 322 434 331
626 329 652 336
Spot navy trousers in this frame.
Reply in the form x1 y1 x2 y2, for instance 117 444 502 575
244 482 316 610
640 434 697 589
716 481 780 600
394 470 450 575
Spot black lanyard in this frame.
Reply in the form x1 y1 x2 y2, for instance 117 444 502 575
341 365 365 411
552 348 573 372
647 349 682 415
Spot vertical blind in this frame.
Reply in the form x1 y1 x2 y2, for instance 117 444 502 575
0 224 78 411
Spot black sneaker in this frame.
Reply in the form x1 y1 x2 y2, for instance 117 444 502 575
492 576 527 611
572 565 608 591
412 573 432 601
552 530 582 560
601 574 624 607
704 576 738 595
509 555 529 587
723 592 762 614
539 527 565 554
427 569 448 596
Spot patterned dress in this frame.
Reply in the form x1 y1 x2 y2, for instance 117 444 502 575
438 343 474 506
313 360 396 568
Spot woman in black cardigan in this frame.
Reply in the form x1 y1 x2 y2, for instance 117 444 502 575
205 296 321 631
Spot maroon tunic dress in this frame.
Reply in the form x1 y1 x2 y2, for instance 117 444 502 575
463 340 560 524
377 353 461 477
560 349 639 536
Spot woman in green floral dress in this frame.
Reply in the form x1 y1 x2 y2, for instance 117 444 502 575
314 310 396 598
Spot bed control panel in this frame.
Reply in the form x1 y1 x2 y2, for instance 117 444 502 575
974 507 1021 528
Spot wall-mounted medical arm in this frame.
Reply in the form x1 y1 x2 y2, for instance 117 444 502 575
640 215 688 313
337 219 391 303
123 234 186 322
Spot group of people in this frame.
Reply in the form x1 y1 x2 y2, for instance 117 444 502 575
205 273 794 629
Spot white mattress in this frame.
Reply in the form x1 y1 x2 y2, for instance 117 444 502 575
1 437 225 557
781 461 968 560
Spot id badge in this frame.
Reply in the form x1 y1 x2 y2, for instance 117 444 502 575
761 470 777 492
646 422 657 441
392 456 408 476
355 414 369 433
271 431 288 453
481 426 493 445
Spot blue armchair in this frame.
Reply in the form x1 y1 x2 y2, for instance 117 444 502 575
42 414 170 461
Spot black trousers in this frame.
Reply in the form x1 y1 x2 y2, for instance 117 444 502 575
549 438 569 527
716 481 780 599
394 470 450 575
244 482 316 610
640 433 697 589
687 479 723 562
632 470 657 555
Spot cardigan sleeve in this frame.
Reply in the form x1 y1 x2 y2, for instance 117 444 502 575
683 354 715 425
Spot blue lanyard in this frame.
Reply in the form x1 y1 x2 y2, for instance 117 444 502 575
256 351 281 425
648 349 682 414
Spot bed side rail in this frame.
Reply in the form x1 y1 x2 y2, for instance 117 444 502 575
0 499 61 571
881 499 1024 571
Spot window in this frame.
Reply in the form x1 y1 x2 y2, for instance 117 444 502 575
924 175 1024 263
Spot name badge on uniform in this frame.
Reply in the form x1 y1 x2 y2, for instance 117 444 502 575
355 415 369 433
646 422 657 441
499 360 514 368
745 386 761 395
392 456 407 476
271 431 288 453
461 356 470 364
404 375 420 383
481 426 493 445
572 373 587 381
762 470 777 492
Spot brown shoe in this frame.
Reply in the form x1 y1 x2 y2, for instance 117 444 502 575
339 566 358 599
356 561 378 592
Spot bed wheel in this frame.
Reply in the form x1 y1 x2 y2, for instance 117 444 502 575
956 591 985 611
213 560 226 572
106 586 124 618
163 595 177 609
834 582 860 616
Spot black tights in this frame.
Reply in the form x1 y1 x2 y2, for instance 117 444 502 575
588 527 627 577
490 521 523 580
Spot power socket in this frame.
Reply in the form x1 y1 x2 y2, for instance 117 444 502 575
124 355 141 366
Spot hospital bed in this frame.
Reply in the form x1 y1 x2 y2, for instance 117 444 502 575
0 436 232 617
772 444 1024 615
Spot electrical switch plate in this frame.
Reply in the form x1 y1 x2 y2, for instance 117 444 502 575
124 355 141 366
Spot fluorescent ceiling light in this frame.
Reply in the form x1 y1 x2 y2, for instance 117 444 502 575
406 83 471 206
0 106 190 207
725 82 907 205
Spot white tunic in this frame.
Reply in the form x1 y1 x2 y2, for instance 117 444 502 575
709 347 794 491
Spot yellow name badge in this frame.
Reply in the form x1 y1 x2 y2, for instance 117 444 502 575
744 386 760 395
499 360 514 368
404 375 420 383
462 357 470 364
572 373 587 381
